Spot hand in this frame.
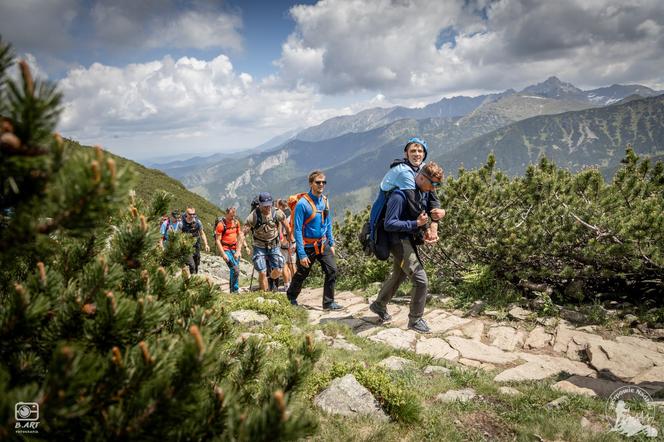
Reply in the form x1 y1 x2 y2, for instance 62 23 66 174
424 229 439 244
330 246 335 255
204 243 210 253
416 211 428 227
430 208 446 221
234 251 240 260
299 257 311 268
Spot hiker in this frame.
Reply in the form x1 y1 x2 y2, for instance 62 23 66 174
159 210 181 248
277 198 295 289
369 162 446 333
243 192 290 291
286 170 342 310
214 207 245 293
180 207 210 274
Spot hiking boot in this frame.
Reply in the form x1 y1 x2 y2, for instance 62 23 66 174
323 302 343 311
408 318 431 333
287 295 298 306
369 302 392 322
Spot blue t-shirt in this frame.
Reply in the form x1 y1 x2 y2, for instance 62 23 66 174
380 162 423 191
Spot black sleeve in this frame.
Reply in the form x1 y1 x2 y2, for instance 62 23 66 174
427 190 441 211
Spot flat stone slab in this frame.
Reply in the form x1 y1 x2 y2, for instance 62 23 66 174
524 326 553 349
488 326 527 351
229 310 269 326
615 336 664 353
508 307 532 320
378 356 414 371
494 354 595 383
460 320 485 341
552 322 605 360
436 388 477 403
551 375 632 398
447 336 519 365
313 374 388 421
427 314 471 334
552 380 597 397
586 340 663 381
368 328 418 351
415 337 460 362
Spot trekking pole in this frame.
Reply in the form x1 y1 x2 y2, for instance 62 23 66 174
249 265 255 292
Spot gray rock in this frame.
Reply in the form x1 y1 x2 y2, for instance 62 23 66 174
487 326 527 351
586 340 663 381
524 326 553 349
313 374 389 421
447 336 519 365
498 386 521 396
427 314 471 334
378 356 414 371
552 380 597 397
560 309 588 324
494 354 595 383
435 388 476 403
545 396 569 410
368 328 418 351
508 307 532 321
229 310 269 326
415 337 460 362
423 365 451 376
465 300 486 317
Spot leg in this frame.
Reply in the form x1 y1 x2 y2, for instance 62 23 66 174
225 250 239 293
317 246 338 308
267 245 284 290
252 246 269 291
186 254 196 275
193 252 201 274
374 242 408 311
286 248 314 302
399 239 428 323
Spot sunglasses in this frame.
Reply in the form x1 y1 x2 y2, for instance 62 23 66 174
421 173 441 188
314 180 327 185
186 212 196 217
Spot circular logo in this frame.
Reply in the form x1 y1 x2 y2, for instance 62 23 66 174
16 405 32 420
606 386 658 438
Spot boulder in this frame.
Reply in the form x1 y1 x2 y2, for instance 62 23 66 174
545 396 569 410
498 386 521 396
314 374 388 421
586 340 662 381
552 380 597 397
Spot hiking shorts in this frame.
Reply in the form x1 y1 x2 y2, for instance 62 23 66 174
252 245 284 273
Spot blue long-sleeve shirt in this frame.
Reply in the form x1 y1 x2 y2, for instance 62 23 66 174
384 190 420 234
292 192 335 259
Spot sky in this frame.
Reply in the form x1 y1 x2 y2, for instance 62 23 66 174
1 0 663 162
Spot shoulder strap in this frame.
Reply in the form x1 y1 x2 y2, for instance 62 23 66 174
302 193 318 226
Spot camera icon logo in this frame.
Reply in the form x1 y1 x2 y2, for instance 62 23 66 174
15 403 39 421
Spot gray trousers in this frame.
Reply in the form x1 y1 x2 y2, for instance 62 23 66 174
374 238 428 323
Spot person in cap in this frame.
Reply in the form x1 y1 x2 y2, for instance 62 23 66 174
180 207 209 274
243 192 290 291
286 170 342 310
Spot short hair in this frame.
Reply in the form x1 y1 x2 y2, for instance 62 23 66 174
422 161 443 181
308 170 325 183
225 206 236 213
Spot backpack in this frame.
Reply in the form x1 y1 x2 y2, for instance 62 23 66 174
160 217 171 241
287 192 328 242
212 216 224 240
359 190 391 260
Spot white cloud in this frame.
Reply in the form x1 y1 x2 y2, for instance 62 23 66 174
277 0 664 97
56 53 334 158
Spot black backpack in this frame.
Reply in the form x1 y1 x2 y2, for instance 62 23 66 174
250 195 276 232
213 216 224 240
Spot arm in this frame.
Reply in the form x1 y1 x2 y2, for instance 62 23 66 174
235 223 245 258
384 192 420 233
292 202 307 260
200 227 210 252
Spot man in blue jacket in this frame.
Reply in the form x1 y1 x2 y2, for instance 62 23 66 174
286 170 343 310
369 162 445 333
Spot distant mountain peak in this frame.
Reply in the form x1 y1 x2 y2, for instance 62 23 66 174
521 76 583 99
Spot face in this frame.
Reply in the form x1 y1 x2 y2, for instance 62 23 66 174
260 205 272 215
185 210 196 221
418 172 441 191
226 208 236 220
405 143 425 167
310 175 327 193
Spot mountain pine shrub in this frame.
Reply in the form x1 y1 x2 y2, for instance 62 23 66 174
0 38 320 441
336 151 663 304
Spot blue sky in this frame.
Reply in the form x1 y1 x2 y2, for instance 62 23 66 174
1 0 663 161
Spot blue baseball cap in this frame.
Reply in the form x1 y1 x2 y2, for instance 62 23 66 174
405 137 428 161
258 192 273 206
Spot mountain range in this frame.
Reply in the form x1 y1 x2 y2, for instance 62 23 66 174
155 77 663 216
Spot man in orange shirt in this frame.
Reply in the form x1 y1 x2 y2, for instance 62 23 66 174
214 207 245 293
